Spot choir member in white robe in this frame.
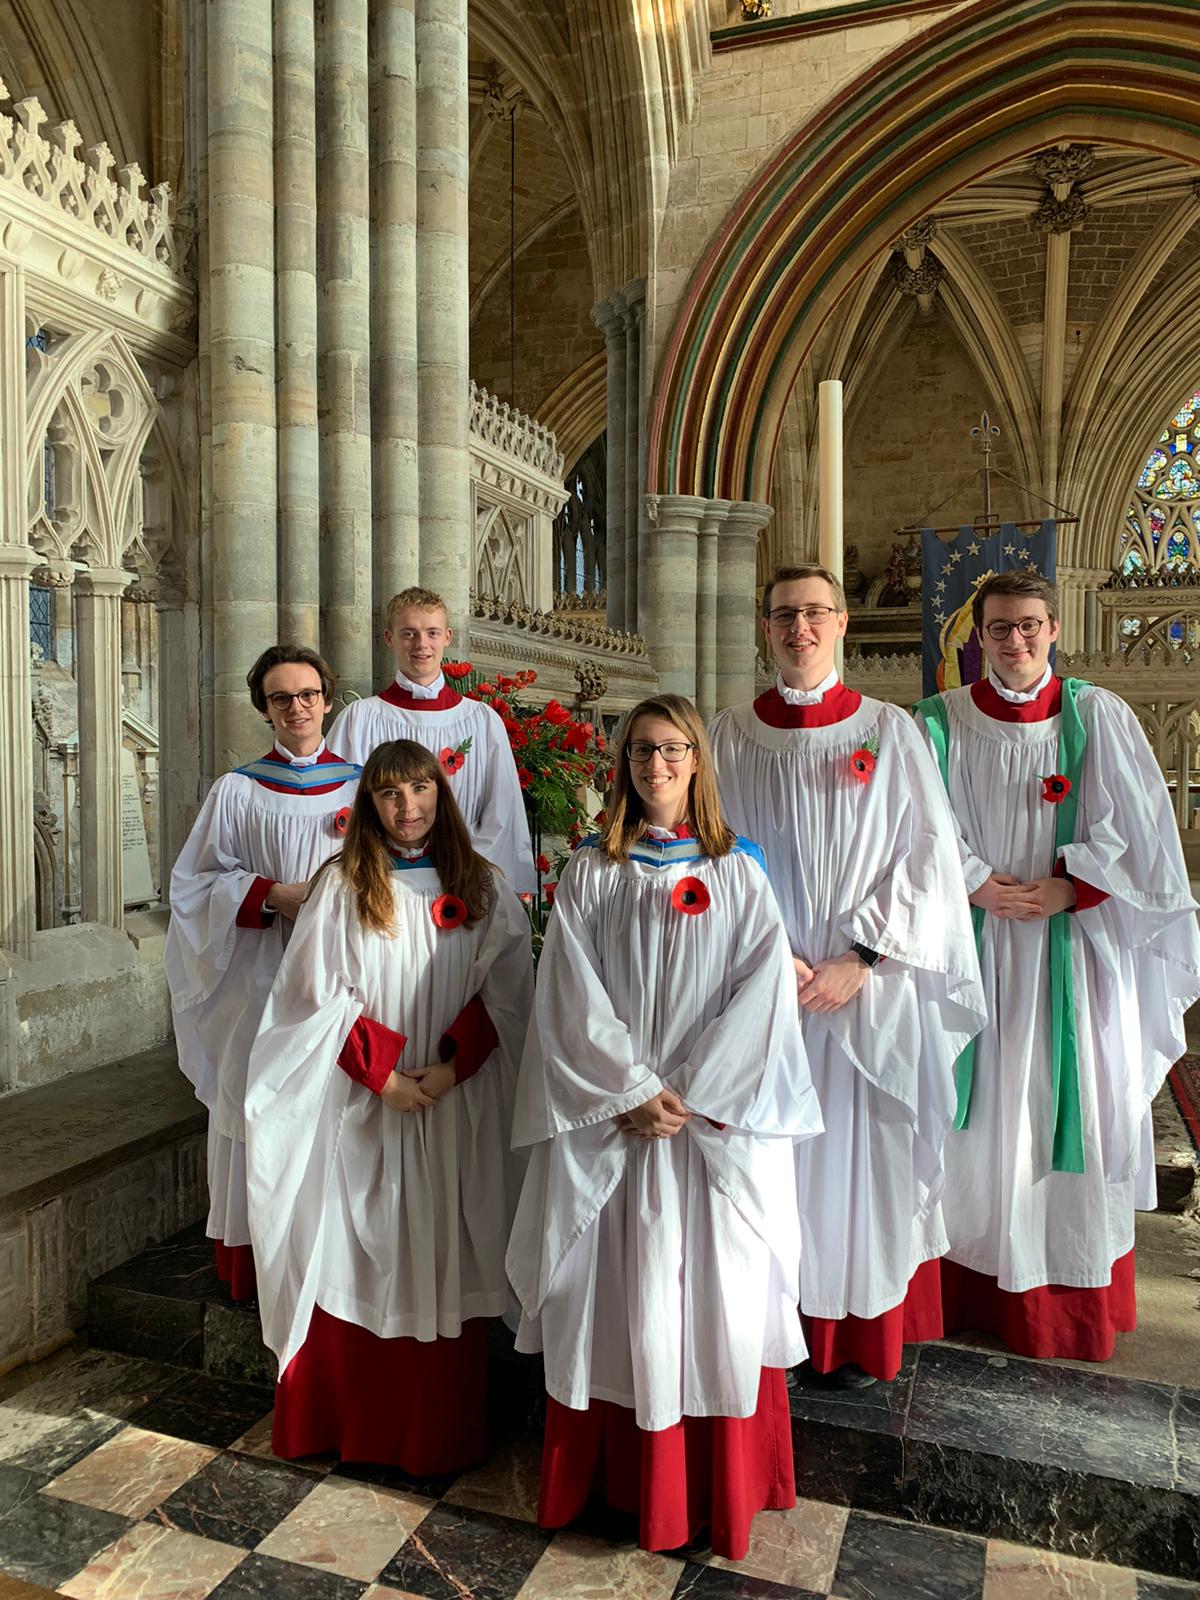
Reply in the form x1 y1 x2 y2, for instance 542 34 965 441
710 565 986 1386
914 570 1200 1361
326 584 535 892
245 738 533 1470
508 694 823 1560
165 646 359 1302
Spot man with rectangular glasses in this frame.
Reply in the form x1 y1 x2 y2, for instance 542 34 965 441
711 565 986 1386
165 645 361 1302
914 569 1200 1360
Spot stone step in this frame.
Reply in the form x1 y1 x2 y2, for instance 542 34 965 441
87 1225 1200 1581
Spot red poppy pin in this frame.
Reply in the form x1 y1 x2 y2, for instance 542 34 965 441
1041 774 1072 804
333 805 352 835
848 732 880 785
671 876 711 916
439 736 471 775
431 893 468 930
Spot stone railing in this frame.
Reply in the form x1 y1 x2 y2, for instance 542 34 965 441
471 592 647 657
0 87 183 275
470 381 564 480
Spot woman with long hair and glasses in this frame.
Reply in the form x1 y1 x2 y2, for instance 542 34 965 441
507 694 822 1559
244 739 533 1472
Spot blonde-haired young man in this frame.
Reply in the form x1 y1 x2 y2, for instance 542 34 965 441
327 587 534 891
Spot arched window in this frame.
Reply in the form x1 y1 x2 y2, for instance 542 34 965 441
1121 385 1200 573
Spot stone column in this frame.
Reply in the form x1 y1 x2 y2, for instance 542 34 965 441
317 0 373 694
414 0 470 638
642 495 708 697
207 0 278 766
75 568 127 928
622 281 644 633
0 265 35 956
371 0 420 680
695 502 728 720
275 0 321 647
718 502 772 710
591 295 626 632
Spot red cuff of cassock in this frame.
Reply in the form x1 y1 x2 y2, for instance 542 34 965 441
235 876 277 929
439 995 499 1085
337 1015 408 1094
1053 856 1109 912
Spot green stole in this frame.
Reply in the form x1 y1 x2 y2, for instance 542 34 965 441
913 680 1088 1173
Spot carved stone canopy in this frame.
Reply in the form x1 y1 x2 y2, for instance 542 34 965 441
893 255 944 299
1033 189 1090 235
1030 144 1095 191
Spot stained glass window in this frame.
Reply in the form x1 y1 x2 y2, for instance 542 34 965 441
1122 384 1200 572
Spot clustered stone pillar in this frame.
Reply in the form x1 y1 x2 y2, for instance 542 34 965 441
592 278 647 635
622 283 644 632
206 0 279 766
592 295 627 632
643 495 772 709
415 0 471 640
74 568 128 927
199 0 475 756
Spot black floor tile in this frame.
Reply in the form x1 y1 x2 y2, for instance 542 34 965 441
90 1222 219 1300
0 1491 129 1590
206 1551 367 1599
1138 1577 1200 1597
790 1415 903 1512
833 1510 986 1600
336 1458 461 1501
0 1461 50 1521
204 1302 278 1388
157 1451 319 1549
127 1371 274 1450
787 1348 918 1440
672 1564 824 1598
377 1503 553 1599
87 1284 206 1368
0 1351 187 1477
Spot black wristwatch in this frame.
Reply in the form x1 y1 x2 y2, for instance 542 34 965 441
849 941 882 968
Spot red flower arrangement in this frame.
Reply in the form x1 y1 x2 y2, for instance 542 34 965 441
671 876 711 915
333 805 352 835
431 893 468 930
1041 774 1072 804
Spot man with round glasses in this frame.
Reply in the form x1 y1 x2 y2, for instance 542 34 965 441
915 569 1200 1361
711 565 985 1386
328 585 534 891
165 645 361 1301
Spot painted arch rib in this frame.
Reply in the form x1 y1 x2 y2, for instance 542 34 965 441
648 0 1200 504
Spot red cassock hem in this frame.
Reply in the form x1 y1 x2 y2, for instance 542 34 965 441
212 1240 257 1302
804 1256 944 1382
538 1368 794 1561
272 1306 489 1473
939 1250 1136 1362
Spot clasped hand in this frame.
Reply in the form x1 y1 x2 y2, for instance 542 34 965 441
970 872 1076 920
380 1061 456 1113
794 952 869 1013
615 1089 691 1139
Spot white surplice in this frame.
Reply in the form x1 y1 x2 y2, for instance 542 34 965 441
244 862 533 1372
710 696 987 1321
164 758 357 1249
507 838 823 1431
327 691 535 891
922 683 1200 1291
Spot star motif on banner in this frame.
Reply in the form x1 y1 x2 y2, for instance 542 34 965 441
1018 547 1030 560
968 541 981 555
948 550 962 566
935 579 946 593
1004 543 1015 555
935 610 947 624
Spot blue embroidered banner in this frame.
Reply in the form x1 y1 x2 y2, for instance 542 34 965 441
920 520 1057 697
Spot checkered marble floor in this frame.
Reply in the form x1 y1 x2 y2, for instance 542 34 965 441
0 1350 1195 1600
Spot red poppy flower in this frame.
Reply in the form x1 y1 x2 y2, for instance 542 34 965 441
1042 774 1072 804
544 700 572 726
849 749 876 784
564 725 590 754
506 725 527 751
594 809 607 828
333 805 352 835
543 882 557 905
595 734 606 751
518 892 534 905
439 746 466 775
431 893 468 930
671 876 710 916
536 853 550 874
605 767 616 786
517 767 533 789
442 661 472 680
490 696 510 715
496 675 515 690
475 682 495 698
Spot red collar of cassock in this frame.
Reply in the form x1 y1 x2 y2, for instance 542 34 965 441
377 680 464 712
254 746 355 795
970 675 1062 723
752 681 863 729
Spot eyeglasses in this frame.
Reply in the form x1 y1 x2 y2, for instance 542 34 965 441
265 689 324 710
983 618 1046 641
626 741 696 764
767 606 841 628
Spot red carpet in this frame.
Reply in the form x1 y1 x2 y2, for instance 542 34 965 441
1167 1054 1200 1154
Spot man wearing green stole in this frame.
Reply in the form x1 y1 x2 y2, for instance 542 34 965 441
914 571 1200 1361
